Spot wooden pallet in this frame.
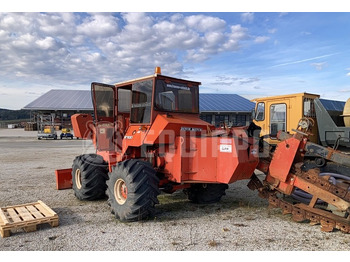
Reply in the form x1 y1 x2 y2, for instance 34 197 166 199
0 200 59 238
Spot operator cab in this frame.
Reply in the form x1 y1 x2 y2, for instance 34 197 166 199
252 92 319 144
91 67 201 152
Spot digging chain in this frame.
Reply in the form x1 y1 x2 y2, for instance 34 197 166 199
295 169 350 202
267 193 350 233
248 173 350 233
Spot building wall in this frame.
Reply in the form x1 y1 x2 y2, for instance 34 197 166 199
199 112 252 127
33 110 92 131
31 110 252 131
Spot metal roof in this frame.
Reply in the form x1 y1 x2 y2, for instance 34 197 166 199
199 93 255 112
23 90 93 110
23 89 346 114
319 98 345 112
24 89 255 113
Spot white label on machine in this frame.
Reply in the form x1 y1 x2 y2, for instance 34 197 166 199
220 144 232 153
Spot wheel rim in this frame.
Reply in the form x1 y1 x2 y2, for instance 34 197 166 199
75 169 82 189
114 178 127 205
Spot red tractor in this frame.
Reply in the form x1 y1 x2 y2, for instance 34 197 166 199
68 67 257 221
57 67 350 232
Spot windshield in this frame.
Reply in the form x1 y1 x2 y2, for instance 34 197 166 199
155 79 199 113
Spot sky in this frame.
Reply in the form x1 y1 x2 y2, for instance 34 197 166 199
1 2 350 109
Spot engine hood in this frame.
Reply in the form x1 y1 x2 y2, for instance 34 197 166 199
144 113 212 145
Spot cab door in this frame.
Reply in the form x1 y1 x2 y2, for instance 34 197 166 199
91 82 115 152
269 103 287 137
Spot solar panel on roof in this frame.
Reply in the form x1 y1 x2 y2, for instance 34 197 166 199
23 90 93 110
319 99 345 112
23 89 255 112
199 94 255 112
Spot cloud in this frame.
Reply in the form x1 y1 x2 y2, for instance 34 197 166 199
311 62 327 70
35 36 56 50
77 13 119 38
254 36 270 44
185 15 226 32
0 12 252 86
271 53 339 68
339 89 350 92
301 31 312 36
241 12 254 23
240 77 260 84
346 68 350 76
221 24 249 52
212 75 259 86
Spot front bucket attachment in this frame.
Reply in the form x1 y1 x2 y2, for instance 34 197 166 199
55 168 72 190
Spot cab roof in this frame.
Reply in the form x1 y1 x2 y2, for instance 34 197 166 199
114 73 201 87
251 92 320 102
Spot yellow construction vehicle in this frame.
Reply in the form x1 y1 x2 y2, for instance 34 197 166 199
251 92 350 176
252 92 320 145
252 92 350 148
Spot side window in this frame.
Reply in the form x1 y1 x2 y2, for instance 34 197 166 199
270 103 286 136
214 115 229 127
255 102 265 121
118 89 131 113
130 80 153 124
236 115 246 126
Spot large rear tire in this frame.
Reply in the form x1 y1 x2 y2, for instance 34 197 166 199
72 154 108 200
106 159 160 222
184 183 228 204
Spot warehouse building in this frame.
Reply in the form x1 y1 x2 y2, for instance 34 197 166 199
23 90 93 131
199 93 254 127
23 89 255 130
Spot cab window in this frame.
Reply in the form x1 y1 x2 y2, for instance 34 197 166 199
92 83 114 121
255 102 265 121
270 103 286 136
130 80 153 124
155 79 199 113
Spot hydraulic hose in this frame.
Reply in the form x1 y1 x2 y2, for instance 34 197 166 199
291 172 350 204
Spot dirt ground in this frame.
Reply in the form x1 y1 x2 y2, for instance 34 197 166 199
1 129 350 253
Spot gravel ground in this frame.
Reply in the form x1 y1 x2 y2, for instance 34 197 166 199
1 129 350 253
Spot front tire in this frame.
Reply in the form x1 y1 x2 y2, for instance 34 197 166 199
106 159 160 222
184 183 228 204
72 154 108 200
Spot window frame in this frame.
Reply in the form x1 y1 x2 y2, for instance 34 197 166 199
269 103 287 136
154 78 200 114
129 79 153 125
255 102 265 121
91 82 115 122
